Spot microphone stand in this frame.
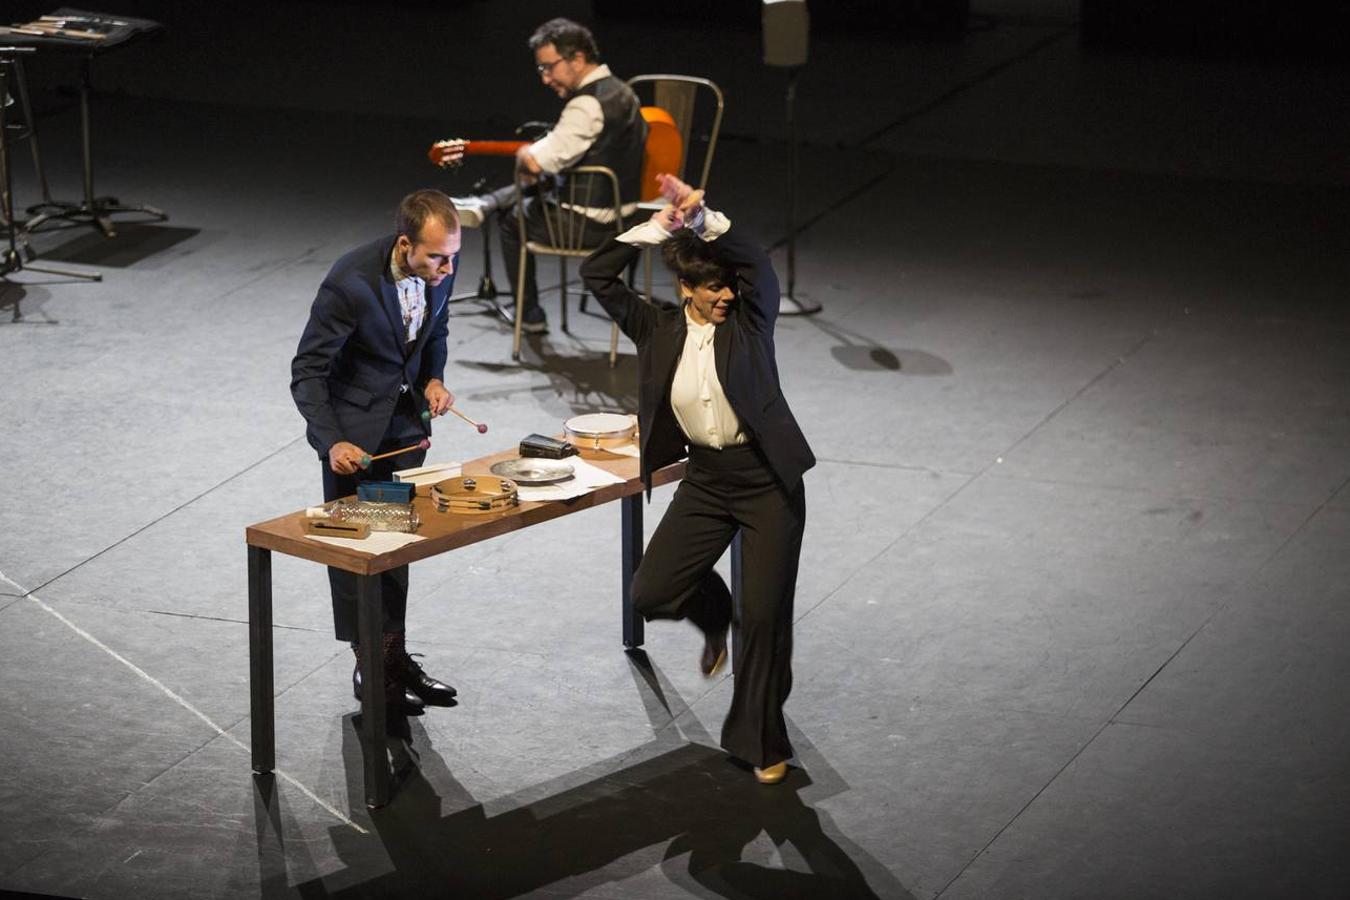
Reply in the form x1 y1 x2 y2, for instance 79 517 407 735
779 65 819 315
446 175 510 323
1 49 101 282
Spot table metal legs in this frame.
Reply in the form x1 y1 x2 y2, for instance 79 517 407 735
248 546 275 775
250 496 658 807
621 494 644 648
355 573 390 808
248 548 390 807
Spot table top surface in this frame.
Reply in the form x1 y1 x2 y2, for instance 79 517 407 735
245 446 682 575
2 9 162 54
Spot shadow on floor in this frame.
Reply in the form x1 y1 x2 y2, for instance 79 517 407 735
461 313 641 416
255 652 913 899
36 223 202 268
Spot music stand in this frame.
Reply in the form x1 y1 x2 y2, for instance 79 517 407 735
1 47 100 282
11 9 166 239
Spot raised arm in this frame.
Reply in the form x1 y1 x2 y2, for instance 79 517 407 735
652 173 779 335
706 225 780 336
579 224 666 346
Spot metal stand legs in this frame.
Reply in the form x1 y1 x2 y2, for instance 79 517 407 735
25 57 166 239
0 53 101 282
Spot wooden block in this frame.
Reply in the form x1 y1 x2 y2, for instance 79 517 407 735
303 519 370 539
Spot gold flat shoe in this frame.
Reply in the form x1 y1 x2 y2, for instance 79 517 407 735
753 761 788 784
700 627 728 678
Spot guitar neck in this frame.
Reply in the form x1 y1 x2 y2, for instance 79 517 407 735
462 140 529 157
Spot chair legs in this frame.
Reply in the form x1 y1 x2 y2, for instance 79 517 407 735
559 257 569 333
512 247 528 361
514 250 620 368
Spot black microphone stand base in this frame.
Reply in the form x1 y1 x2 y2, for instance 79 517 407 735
445 197 512 325
779 292 821 316
25 198 167 240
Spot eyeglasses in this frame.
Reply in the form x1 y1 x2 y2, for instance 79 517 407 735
535 56 569 76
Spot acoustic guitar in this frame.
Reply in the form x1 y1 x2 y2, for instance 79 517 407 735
426 106 684 203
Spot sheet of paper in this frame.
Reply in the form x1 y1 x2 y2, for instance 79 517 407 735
604 442 639 458
515 456 627 503
393 461 462 486
307 531 426 555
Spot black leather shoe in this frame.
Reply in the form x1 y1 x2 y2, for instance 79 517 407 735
700 626 728 678
397 651 458 706
353 660 425 716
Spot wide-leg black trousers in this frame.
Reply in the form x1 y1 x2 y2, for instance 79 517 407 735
632 443 807 768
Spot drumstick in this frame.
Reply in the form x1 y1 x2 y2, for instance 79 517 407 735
449 405 489 434
359 438 430 468
423 407 488 433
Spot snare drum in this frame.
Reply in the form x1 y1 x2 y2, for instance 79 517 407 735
429 475 519 514
563 412 637 458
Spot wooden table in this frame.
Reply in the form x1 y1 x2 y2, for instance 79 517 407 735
246 446 685 808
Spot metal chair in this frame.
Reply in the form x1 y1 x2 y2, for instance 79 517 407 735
511 164 624 366
626 75 724 192
624 75 725 303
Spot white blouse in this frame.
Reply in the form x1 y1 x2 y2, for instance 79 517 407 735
670 309 748 449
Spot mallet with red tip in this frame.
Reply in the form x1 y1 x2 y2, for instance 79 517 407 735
359 438 430 468
423 406 488 434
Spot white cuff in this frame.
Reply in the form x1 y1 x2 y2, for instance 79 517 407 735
617 219 674 246
617 208 732 247
699 209 730 241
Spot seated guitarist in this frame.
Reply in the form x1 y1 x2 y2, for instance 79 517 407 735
448 17 646 334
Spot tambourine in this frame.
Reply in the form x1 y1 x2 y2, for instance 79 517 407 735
429 475 519 515
563 412 637 459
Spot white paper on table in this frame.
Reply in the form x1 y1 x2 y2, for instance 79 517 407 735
307 532 426 555
393 461 462 486
516 456 627 502
604 442 639 458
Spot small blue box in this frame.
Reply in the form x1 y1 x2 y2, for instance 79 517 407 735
357 481 415 503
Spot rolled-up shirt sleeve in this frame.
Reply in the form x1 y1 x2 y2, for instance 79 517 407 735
528 95 604 173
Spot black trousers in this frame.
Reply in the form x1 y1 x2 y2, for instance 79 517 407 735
632 443 807 768
320 404 427 643
497 193 618 321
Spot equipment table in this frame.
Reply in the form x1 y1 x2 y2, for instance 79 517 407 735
245 446 684 808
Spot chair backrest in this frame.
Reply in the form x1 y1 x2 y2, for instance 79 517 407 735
515 164 625 256
626 75 724 191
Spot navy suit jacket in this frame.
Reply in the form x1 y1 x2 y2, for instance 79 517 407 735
291 236 455 458
580 224 815 493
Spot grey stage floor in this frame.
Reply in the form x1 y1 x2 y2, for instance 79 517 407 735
2 6 1349 900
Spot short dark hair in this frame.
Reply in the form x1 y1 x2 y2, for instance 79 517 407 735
528 17 600 63
395 189 459 243
661 230 734 289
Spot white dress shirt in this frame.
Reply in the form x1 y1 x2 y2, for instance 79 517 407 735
669 307 748 449
528 65 637 223
528 64 610 173
389 247 425 344
617 205 742 447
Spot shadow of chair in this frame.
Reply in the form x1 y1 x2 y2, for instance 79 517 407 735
510 164 625 367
